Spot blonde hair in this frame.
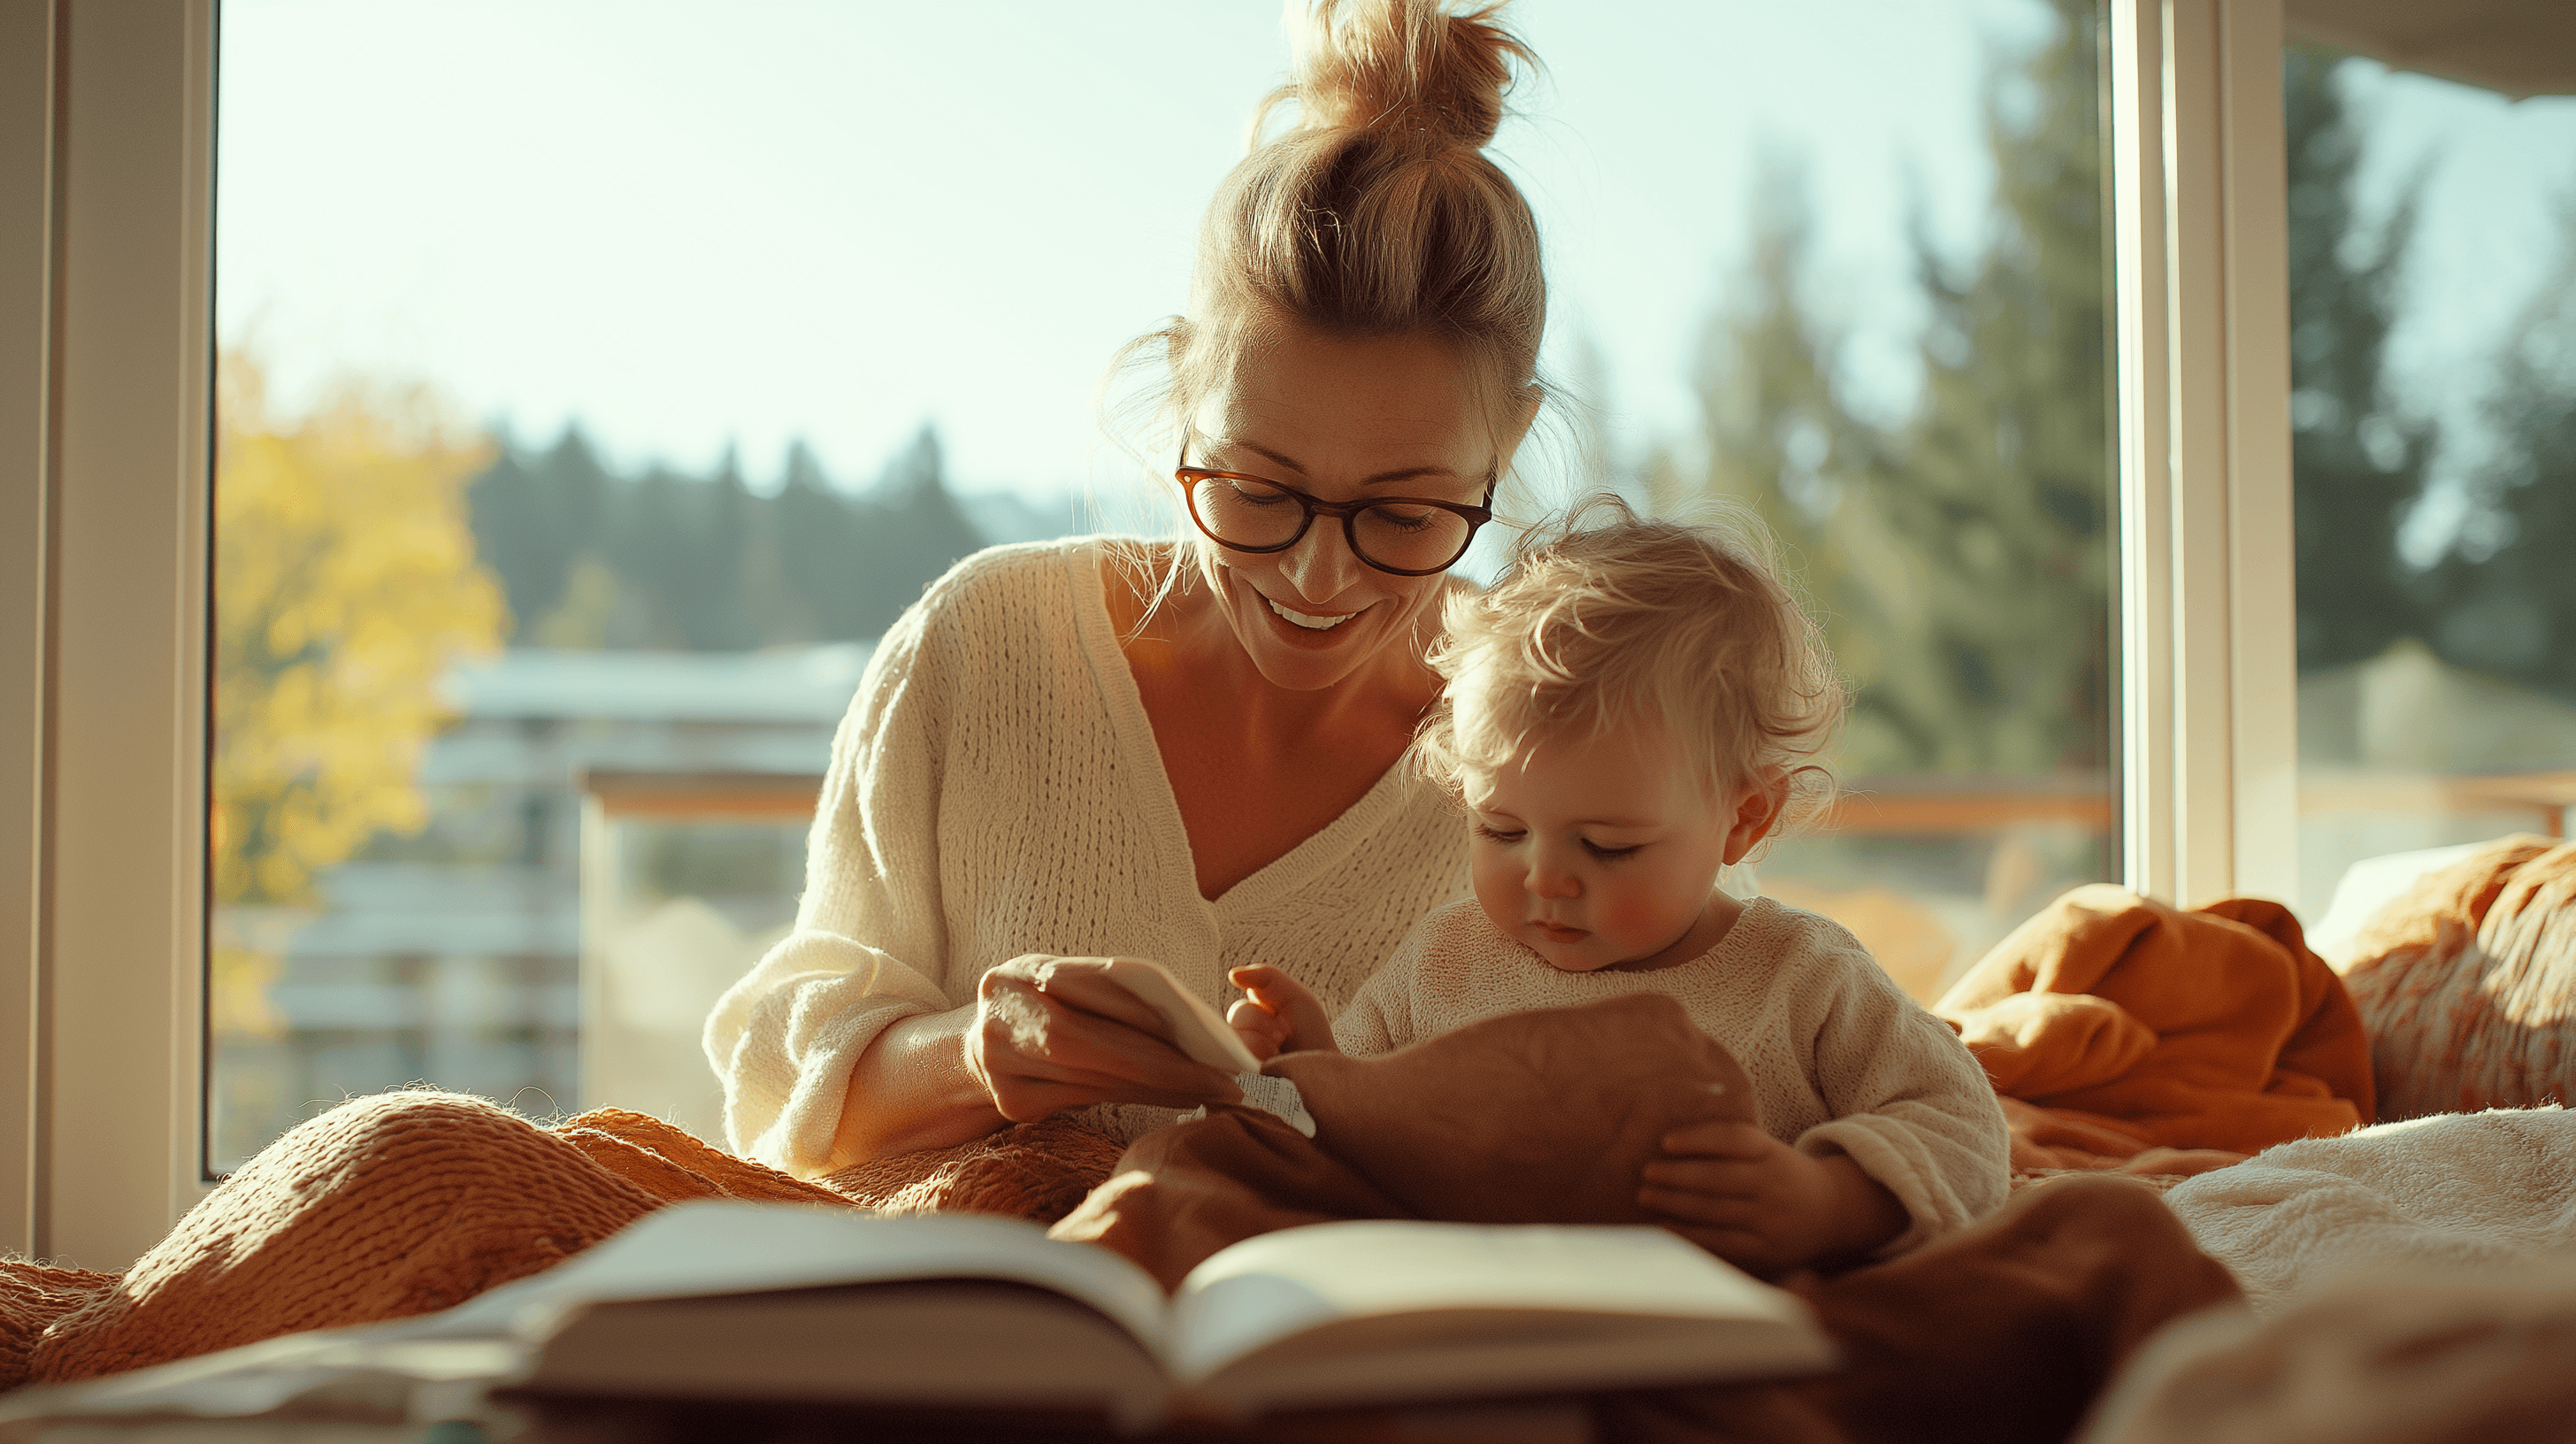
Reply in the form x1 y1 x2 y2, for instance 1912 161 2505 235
1415 495 1848 838
1108 0 1549 595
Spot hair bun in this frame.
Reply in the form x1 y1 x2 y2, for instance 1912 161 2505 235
1275 0 1530 151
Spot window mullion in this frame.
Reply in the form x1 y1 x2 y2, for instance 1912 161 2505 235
43 0 217 1270
0 0 63 1264
2113 0 2296 907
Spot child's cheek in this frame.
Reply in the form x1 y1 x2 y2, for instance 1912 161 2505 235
1594 887 1673 946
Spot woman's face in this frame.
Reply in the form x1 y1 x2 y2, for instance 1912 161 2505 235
1185 324 1518 694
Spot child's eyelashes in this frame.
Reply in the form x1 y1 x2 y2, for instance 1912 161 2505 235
1471 824 1643 863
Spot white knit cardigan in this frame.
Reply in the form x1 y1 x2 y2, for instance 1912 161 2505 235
704 539 1469 1175
1337 897 2012 1256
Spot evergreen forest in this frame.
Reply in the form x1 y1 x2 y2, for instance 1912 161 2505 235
464 424 995 650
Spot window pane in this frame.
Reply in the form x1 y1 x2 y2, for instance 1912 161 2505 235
1601 1 2119 1002
209 0 2118 1170
2285 50 2576 949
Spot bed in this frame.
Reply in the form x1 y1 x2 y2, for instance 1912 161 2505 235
3 835 2572 1442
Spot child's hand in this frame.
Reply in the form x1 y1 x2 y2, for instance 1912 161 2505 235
1639 1122 1906 1275
1224 964 1338 1061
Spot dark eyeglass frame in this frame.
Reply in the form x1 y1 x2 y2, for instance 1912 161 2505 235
1173 461 1498 578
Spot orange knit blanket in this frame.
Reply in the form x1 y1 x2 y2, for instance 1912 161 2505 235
0 1095 1122 1390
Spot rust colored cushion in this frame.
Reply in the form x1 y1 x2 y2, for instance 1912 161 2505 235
2338 835 2576 1121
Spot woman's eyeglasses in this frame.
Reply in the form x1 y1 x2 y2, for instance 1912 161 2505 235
1175 464 1495 578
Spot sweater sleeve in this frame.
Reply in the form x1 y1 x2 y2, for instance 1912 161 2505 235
702 591 962 1176
1790 936 2012 1257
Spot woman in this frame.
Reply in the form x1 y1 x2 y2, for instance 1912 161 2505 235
704 0 1549 1174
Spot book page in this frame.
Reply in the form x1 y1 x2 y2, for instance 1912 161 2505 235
532 1282 1176 1429
1100 956 1264 1074
477 1202 1170 1351
1167 1221 1828 1387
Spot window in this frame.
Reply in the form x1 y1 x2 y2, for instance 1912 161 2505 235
2284 47 2576 940
203 0 2120 1165
18 0 2295 1269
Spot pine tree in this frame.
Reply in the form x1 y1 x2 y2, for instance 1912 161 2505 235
764 437 859 642
2431 228 2576 697
849 425 986 638
2283 48 2437 672
610 462 697 649
466 423 610 635
1847 0 2115 776
1685 0 2114 778
675 444 757 650
1683 155 1887 710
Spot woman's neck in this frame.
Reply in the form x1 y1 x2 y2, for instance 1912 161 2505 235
1108 547 1442 899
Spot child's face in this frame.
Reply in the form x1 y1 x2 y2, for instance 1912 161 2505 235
1459 695 1778 974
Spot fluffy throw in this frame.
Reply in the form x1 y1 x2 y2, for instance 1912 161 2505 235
2162 1104 2576 1316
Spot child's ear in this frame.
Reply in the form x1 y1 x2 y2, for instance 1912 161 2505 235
1721 768 1790 865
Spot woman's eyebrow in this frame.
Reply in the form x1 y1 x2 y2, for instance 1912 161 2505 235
1215 438 1471 488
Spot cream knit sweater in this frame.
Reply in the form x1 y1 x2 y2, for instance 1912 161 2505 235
704 540 1469 1175
1335 897 2012 1256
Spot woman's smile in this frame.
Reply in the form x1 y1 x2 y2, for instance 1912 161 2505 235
1266 594 1363 631
1249 585 1369 651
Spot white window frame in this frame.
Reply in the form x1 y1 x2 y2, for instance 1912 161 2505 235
2112 0 2300 908
4 0 218 1270
0 0 2296 1269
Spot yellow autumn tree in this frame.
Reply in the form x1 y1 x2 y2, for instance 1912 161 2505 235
210 354 507 1034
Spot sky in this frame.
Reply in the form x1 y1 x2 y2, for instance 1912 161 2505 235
216 0 2576 532
215 0 2028 500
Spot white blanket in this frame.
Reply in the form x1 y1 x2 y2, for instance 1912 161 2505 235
2082 1109 2576 1444
2162 1105 2576 1315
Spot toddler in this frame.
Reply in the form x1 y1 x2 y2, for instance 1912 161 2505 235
1229 497 2011 1272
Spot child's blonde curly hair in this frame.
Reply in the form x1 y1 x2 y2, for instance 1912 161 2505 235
1414 494 1847 841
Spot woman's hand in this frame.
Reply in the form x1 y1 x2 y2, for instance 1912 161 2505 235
1224 964 1339 1060
1639 1122 1907 1275
962 955 1245 1123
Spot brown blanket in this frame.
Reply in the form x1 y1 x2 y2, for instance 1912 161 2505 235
1047 995 2236 1444
1936 887 2374 1175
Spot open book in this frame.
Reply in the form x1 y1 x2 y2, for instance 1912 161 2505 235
509 1201 1835 1427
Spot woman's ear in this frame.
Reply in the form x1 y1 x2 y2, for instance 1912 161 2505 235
1721 767 1790 865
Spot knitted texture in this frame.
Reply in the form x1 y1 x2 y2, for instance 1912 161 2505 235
0 1262 114 1393
819 1113 1126 1222
1335 896 2012 1256
0 1095 1127 1391
23 1093 671 1386
705 539 1468 1174
2337 834 2576 1121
